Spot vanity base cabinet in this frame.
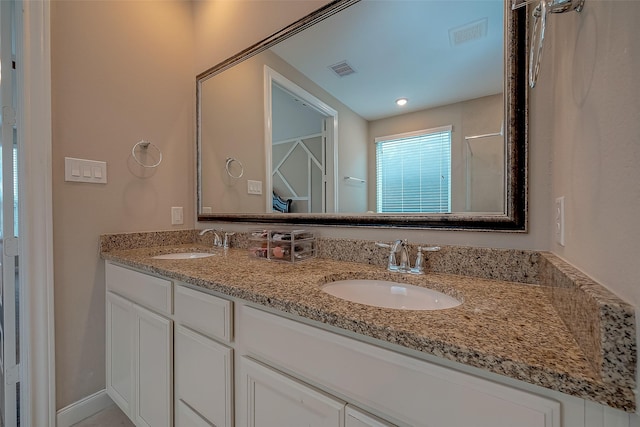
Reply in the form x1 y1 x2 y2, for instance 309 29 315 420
239 356 345 427
238 305 560 427
105 262 635 427
106 262 174 427
175 324 233 427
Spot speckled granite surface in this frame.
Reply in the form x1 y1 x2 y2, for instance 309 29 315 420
100 230 197 252
539 253 636 389
99 231 636 411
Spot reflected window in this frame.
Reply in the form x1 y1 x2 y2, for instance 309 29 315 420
0 143 19 235
376 126 451 213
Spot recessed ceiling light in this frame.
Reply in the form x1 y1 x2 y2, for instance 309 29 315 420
396 98 408 107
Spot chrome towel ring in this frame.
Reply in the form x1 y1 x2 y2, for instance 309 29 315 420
529 0 548 88
513 0 585 88
225 157 244 179
132 140 162 168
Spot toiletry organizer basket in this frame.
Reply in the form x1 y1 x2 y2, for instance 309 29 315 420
248 229 316 262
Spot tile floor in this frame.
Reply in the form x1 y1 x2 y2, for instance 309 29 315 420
71 404 134 427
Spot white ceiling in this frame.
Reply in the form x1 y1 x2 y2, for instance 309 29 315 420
271 0 504 121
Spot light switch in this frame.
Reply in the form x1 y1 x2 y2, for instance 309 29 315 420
65 157 107 184
171 207 184 225
247 180 263 195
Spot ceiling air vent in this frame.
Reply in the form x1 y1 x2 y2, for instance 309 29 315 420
329 60 356 78
449 18 488 47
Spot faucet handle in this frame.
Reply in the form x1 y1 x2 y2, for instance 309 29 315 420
375 242 398 271
410 246 440 275
223 232 235 248
410 246 425 274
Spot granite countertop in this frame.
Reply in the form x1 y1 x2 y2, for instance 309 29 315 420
101 243 635 411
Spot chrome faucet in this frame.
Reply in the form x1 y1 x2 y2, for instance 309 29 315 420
376 239 410 272
199 228 222 247
376 240 440 274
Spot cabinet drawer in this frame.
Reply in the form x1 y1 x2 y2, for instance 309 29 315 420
106 262 172 315
174 284 233 342
239 305 560 427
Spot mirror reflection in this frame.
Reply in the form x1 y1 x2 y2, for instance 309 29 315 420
198 0 510 217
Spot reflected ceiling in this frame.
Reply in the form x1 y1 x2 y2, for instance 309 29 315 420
272 1 504 120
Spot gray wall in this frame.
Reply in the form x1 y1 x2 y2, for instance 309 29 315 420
51 0 195 408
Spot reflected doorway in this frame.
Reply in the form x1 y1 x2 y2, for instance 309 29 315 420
264 67 338 214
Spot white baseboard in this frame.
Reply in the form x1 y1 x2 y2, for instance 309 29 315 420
56 389 113 427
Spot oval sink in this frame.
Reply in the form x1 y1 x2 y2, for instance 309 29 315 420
321 279 461 310
152 252 216 260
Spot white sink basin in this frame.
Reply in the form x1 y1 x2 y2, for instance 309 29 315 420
151 252 215 260
321 279 461 310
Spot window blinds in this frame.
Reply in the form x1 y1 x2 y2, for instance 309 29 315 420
376 126 451 213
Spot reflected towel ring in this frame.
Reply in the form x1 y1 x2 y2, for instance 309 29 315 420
132 140 163 168
225 157 244 179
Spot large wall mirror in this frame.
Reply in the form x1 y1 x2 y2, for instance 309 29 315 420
197 0 527 230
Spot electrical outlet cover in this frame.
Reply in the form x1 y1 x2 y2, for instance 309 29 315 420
555 197 565 246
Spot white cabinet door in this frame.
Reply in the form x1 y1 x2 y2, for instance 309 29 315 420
240 356 345 427
176 400 215 427
134 304 173 427
106 291 135 418
345 406 395 427
175 324 233 427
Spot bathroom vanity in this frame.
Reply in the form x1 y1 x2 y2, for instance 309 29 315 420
101 232 636 427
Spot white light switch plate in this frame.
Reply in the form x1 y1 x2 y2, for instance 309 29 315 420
65 157 107 184
247 180 263 195
171 207 183 225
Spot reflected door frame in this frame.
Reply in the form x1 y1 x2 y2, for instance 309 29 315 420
263 66 339 213
0 0 20 425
